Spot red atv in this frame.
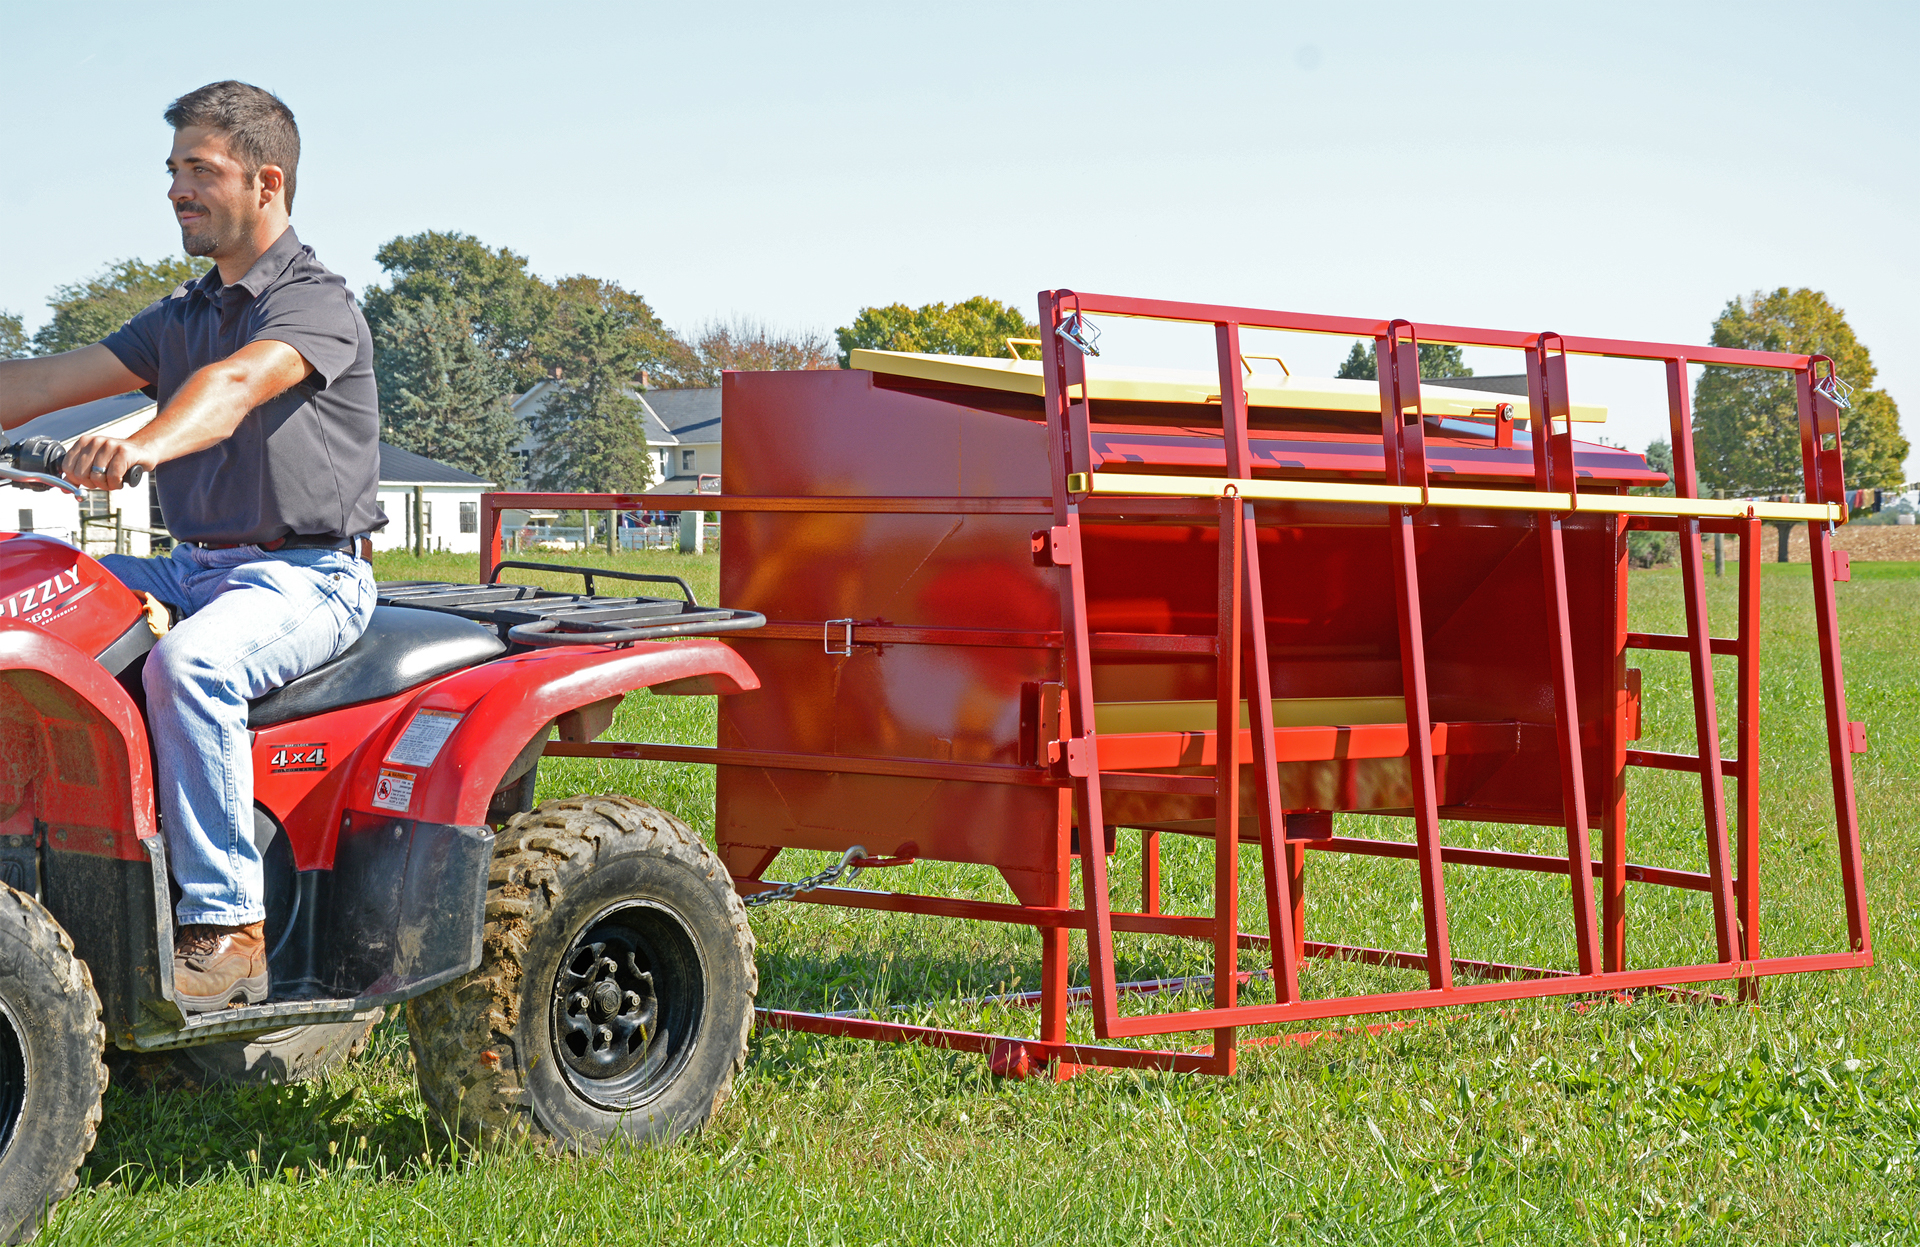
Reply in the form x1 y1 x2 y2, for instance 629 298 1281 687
0 436 766 1240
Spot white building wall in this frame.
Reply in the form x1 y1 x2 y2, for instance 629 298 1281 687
371 486 491 554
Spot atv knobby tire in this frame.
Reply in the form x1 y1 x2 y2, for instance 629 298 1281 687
408 796 755 1150
175 1010 383 1087
0 886 106 1245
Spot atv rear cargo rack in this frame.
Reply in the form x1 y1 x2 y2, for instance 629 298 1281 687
377 561 765 647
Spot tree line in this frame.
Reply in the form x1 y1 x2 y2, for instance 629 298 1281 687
2 249 1904 504
0 235 1042 492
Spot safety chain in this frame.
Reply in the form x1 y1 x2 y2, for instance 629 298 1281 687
742 845 868 908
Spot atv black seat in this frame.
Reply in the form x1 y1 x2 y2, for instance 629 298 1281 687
247 605 507 729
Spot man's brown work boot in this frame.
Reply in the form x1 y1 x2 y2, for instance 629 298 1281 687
173 923 269 1012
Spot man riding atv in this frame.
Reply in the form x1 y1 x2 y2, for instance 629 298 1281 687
0 80 382 1012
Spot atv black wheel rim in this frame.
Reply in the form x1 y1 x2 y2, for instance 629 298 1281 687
0 998 26 1165
550 900 704 1110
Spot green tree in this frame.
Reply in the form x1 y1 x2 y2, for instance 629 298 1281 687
527 278 657 492
373 295 521 486
835 296 1038 367
0 311 27 360
363 231 553 391
1334 341 1473 380
1628 439 1678 568
659 317 838 388
1693 289 1907 563
31 256 203 355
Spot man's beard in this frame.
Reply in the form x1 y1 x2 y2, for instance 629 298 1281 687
178 206 253 258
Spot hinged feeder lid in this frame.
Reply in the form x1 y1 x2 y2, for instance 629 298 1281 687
849 350 1609 423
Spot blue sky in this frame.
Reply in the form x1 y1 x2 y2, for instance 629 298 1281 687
3 1 1914 473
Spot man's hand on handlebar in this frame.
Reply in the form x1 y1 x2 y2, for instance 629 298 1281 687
60 433 153 491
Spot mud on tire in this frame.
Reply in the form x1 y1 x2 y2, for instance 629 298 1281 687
407 795 756 1150
0 886 106 1245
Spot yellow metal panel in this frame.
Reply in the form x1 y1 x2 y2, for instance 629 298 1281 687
1076 471 1423 506
1094 697 1409 734
849 349 1610 423
1426 486 1574 511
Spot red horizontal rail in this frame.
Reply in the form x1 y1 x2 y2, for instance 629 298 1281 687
1307 835 1714 893
1095 719 1523 771
1057 290 1813 371
747 624 1216 655
547 741 1055 787
1625 748 1743 775
1093 950 1871 1038
489 492 1054 514
756 1010 1220 1074
1627 631 1739 656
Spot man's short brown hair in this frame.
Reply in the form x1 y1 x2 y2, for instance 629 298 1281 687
164 81 301 212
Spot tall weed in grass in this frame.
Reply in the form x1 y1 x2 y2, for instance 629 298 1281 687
44 556 1920 1244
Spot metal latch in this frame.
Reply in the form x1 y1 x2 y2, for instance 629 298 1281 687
824 619 855 656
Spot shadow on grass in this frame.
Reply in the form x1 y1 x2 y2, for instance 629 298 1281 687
81 1015 458 1191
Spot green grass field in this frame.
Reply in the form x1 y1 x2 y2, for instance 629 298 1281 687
42 552 1920 1245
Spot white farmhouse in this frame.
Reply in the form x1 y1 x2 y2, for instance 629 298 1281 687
508 381 720 494
372 443 494 555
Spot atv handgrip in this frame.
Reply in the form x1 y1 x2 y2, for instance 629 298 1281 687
506 610 767 648
13 437 145 488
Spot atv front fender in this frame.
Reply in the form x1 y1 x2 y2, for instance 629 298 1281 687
349 638 759 827
0 620 157 853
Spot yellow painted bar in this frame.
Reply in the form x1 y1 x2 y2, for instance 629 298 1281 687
1070 472 1844 524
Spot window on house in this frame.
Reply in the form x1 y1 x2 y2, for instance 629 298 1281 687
422 501 433 535
460 501 477 533
681 450 695 472
16 510 31 533
84 489 112 519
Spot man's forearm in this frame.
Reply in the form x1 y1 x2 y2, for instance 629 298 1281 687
58 339 312 489
129 357 278 461
0 346 145 431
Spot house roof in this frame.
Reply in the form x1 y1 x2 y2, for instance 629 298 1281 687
509 378 680 448
6 391 156 442
378 442 493 487
643 387 720 441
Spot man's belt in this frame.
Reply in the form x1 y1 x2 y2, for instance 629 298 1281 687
190 533 370 557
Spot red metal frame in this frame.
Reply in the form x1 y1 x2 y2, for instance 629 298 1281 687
479 290 1871 1077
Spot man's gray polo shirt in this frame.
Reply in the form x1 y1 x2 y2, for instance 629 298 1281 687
102 226 387 545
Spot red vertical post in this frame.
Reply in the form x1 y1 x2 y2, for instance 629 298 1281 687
1601 515 1631 973
1286 840 1307 952
1212 493 1243 1071
1215 321 1302 1011
1376 326 1452 990
1664 358 1740 963
1525 340 1601 976
1795 369 1870 955
1735 516 1763 996
1039 789 1074 1067
1039 290 1124 1038
480 492 503 583
1140 830 1161 915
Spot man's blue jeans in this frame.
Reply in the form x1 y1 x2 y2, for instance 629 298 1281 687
102 543 375 927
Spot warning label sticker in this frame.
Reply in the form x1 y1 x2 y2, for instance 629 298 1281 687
385 709 463 768
372 769 415 813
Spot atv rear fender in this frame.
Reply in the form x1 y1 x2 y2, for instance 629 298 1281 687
346 638 758 828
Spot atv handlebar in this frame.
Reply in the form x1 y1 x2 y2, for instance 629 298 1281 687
1 436 144 495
